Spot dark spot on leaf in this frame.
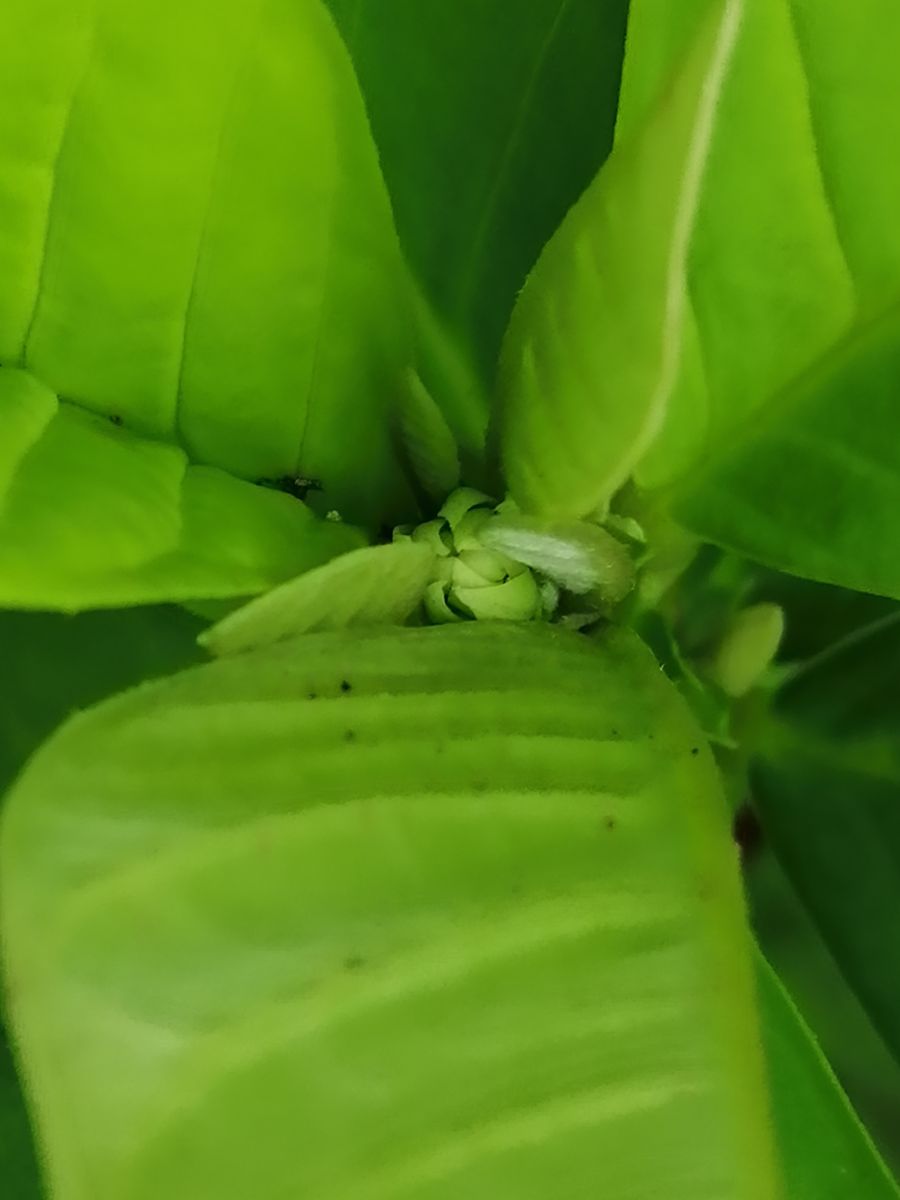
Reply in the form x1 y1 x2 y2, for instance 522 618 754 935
344 729 356 743
340 679 352 694
604 815 617 832
733 802 763 865
257 475 324 502
610 728 619 738
108 413 123 426
691 746 700 756
344 955 365 971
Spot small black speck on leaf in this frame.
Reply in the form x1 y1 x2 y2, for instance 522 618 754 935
344 729 356 743
690 746 700 756
340 680 352 694
604 815 617 832
307 691 318 701
108 413 123 426
344 955 365 971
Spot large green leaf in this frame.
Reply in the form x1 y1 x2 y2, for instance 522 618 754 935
497 0 900 597
325 0 629 387
757 951 900 1200
495 0 744 519
0 0 415 530
620 0 900 596
0 369 364 609
2 623 778 1200
754 613 900 1066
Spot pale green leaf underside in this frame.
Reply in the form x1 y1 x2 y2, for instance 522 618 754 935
2 624 778 1200
0 0 414 527
617 0 900 597
495 0 742 520
0 367 363 609
199 541 435 656
479 512 634 601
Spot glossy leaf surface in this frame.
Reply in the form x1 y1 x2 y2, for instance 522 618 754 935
3 623 777 1200
0 0 414 529
0 370 364 609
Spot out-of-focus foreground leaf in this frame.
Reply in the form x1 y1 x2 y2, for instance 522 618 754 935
3 623 778 1200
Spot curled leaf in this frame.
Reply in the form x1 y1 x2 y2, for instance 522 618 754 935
480 513 635 603
199 541 436 656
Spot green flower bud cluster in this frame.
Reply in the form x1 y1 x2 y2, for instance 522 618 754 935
395 489 549 623
395 489 636 626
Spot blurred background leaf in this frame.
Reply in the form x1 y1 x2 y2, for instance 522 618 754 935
326 0 630 384
749 597 900 1181
755 613 900 1062
0 603 205 1198
757 949 900 1199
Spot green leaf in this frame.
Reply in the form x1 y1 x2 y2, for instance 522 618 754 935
326 0 629 385
479 512 635 602
757 951 900 1200
754 613 900 1066
0 372 365 609
0 1019 41 1200
0 604 207 1200
747 570 899 666
395 369 461 502
748 840 900 1184
495 0 744 520
199 541 436 656
0 370 57 494
0 605 204 793
2 623 778 1200
675 309 900 598
616 1 900 598
0 0 414 528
